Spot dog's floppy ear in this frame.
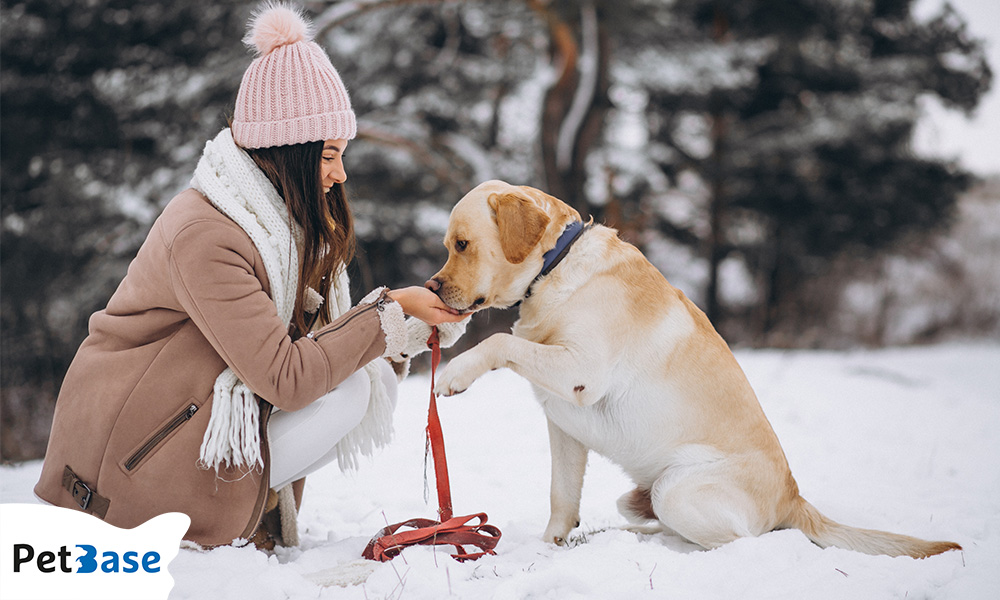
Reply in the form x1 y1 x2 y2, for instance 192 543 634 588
488 192 551 264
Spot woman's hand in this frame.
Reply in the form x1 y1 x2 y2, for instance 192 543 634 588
387 286 468 326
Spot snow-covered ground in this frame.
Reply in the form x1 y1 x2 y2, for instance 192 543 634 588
3 341 998 599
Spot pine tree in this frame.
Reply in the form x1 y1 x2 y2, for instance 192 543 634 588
607 0 991 341
0 0 247 460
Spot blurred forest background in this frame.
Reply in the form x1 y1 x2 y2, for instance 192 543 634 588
2 0 997 462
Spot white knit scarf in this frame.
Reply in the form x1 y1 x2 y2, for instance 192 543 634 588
191 128 395 475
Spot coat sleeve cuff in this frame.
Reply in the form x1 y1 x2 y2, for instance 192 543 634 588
359 287 407 359
390 317 467 362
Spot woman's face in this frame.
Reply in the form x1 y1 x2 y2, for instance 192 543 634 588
321 139 349 193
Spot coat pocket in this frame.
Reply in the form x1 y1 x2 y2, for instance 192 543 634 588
122 401 199 473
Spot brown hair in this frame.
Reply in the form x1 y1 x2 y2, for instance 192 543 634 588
246 141 356 337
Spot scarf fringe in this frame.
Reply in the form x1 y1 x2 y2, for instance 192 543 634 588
328 274 396 471
198 373 262 472
333 362 397 471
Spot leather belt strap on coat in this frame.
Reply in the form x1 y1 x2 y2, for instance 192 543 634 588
62 466 111 519
363 327 501 562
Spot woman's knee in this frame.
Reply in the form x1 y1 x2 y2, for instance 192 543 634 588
269 370 369 443
322 368 371 427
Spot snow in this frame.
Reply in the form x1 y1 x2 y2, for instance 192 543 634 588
2 342 998 599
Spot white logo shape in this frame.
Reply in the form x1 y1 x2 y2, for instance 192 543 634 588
0 503 189 600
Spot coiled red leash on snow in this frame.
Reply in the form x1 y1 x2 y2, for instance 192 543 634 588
363 327 501 562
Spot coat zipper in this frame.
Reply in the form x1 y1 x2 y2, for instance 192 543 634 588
124 403 198 471
308 300 381 341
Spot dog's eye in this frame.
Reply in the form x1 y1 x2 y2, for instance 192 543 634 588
455 240 468 252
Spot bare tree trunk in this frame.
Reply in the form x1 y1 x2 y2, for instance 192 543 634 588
705 110 727 324
529 0 609 216
529 0 578 203
571 19 611 222
704 7 731 324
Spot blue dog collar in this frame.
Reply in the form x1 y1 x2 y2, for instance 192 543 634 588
524 220 589 299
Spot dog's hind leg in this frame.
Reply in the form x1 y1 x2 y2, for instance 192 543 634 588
647 455 771 550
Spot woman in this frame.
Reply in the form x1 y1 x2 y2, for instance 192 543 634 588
33 3 466 548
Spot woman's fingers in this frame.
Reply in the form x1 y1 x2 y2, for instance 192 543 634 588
388 286 468 325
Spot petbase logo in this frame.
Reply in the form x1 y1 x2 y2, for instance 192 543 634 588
0 504 189 600
13 542 162 574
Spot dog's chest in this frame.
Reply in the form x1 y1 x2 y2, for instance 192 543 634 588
537 388 614 442
534 384 660 459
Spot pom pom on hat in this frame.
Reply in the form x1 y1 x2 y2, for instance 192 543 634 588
232 2 357 148
244 2 312 56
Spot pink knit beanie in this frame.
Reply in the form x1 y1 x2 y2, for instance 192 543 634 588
232 3 356 149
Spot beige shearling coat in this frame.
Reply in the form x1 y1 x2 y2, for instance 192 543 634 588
34 188 393 546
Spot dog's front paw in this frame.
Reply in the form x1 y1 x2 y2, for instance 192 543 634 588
434 350 489 396
542 516 579 546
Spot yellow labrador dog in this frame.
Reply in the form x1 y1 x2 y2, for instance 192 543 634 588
428 180 960 559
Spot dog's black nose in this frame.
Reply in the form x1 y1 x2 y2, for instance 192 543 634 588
425 278 442 292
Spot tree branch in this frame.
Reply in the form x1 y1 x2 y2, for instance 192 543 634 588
312 0 467 36
355 124 470 193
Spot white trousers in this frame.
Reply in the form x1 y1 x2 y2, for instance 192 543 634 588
268 360 397 490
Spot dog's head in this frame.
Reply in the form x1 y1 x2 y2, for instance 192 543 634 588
427 180 581 313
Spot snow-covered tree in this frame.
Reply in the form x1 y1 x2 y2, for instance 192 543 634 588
1 0 248 460
600 0 992 341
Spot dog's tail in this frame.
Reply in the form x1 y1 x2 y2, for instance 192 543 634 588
781 496 961 559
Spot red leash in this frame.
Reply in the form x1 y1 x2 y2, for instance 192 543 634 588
363 327 501 562
425 326 453 521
